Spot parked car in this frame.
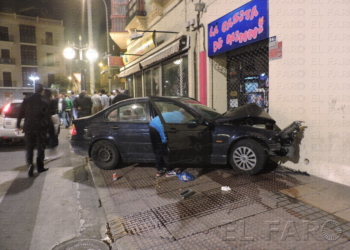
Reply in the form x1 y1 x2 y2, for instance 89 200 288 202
0 99 60 145
70 96 302 175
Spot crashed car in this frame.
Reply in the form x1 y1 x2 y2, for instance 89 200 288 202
70 96 302 175
0 99 60 145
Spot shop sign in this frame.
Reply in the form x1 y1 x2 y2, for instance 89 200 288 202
109 56 124 67
269 40 282 60
208 0 269 57
123 33 155 65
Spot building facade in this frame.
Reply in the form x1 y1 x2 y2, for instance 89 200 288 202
0 13 66 105
110 0 350 186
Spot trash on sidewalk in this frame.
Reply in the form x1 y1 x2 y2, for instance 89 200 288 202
113 173 118 181
221 186 231 191
180 189 195 199
177 171 195 182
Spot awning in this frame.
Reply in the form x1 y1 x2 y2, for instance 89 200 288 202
117 63 141 78
140 41 180 68
118 33 188 78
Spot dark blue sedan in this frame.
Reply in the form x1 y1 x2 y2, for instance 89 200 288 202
70 96 302 175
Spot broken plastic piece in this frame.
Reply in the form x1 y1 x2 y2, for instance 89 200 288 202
221 186 231 191
180 189 195 199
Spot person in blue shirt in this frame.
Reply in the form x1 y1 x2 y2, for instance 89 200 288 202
149 108 185 177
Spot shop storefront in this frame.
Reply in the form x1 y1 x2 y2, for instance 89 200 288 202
208 0 269 111
119 35 189 98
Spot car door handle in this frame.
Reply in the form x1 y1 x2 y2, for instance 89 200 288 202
167 128 178 134
110 126 119 130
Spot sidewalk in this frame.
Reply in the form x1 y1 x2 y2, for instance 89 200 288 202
89 162 350 250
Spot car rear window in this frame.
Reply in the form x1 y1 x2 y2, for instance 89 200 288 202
2 103 21 118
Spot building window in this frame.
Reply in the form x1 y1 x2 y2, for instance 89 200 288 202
113 0 127 4
19 25 36 44
3 72 12 87
1 49 11 64
21 45 37 65
46 53 54 66
162 55 189 97
112 18 126 32
0 26 9 41
22 67 38 87
114 5 127 15
48 74 55 88
144 66 161 96
45 32 53 45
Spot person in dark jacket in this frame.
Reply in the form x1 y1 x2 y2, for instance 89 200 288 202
16 83 50 177
112 88 131 104
74 90 93 118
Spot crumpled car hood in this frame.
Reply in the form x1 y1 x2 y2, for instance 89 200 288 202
215 103 276 124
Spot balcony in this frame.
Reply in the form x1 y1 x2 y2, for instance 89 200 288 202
126 0 147 27
43 61 60 67
41 39 59 46
0 80 16 87
21 59 38 66
0 58 15 65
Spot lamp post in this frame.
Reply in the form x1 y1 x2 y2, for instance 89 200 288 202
63 35 98 92
29 75 39 90
100 0 112 93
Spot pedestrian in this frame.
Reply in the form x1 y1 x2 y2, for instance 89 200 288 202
16 83 50 177
43 89 58 149
58 94 69 128
91 90 102 115
74 90 93 118
100 89 109 110
69 91 78 120
109 91 116 105
64 94 73 127
112 88 131 104
148 106 185 177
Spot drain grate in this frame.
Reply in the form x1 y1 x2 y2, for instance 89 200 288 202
121 210 163 235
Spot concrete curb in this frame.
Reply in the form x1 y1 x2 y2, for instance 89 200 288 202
87 161 136 250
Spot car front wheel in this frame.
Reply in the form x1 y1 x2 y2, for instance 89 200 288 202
91 140 120 170
230 139 267 175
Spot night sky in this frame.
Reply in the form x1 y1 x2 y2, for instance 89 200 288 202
0 0 115 55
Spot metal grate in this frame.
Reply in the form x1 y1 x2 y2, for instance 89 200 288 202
226 39 269 111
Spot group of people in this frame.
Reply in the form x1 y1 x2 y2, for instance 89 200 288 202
16 84 132 177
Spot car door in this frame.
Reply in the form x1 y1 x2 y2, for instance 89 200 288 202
150 97 212 164
104 100 153 162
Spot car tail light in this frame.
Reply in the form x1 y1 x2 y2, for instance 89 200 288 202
71 124 77 136
3 103 11 113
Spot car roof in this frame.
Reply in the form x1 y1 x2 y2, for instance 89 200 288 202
10 100 23 104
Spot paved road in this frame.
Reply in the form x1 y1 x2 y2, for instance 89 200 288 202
0 128 107 250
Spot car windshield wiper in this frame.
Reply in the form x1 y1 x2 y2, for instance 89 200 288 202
215 111 228 120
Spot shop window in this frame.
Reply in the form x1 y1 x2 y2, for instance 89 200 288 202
226 39 269 112
162 56 189 97
134 73 142 97
126 75 134 97
144 66 161 96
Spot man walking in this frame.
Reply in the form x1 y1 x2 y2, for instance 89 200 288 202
74 90 93 118
58 94 69 128
69 91 78 119
16 83 50 177
91 91 102 115
112 88 131 104
100 89 109 110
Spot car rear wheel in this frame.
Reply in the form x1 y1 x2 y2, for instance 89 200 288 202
91 140 120 170
230 139 267 175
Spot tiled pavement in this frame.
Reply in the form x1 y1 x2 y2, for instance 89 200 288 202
89 162 350 250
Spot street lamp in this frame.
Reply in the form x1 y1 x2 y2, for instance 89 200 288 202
29 75 39 90
63 35 98 92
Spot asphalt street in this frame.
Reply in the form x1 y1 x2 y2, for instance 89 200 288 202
0 128 107 250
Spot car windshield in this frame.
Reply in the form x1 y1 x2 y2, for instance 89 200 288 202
180 99 221 120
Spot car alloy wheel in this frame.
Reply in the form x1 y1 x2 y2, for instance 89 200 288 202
233 146 257 171
230 139 267 175
91 140 120 170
